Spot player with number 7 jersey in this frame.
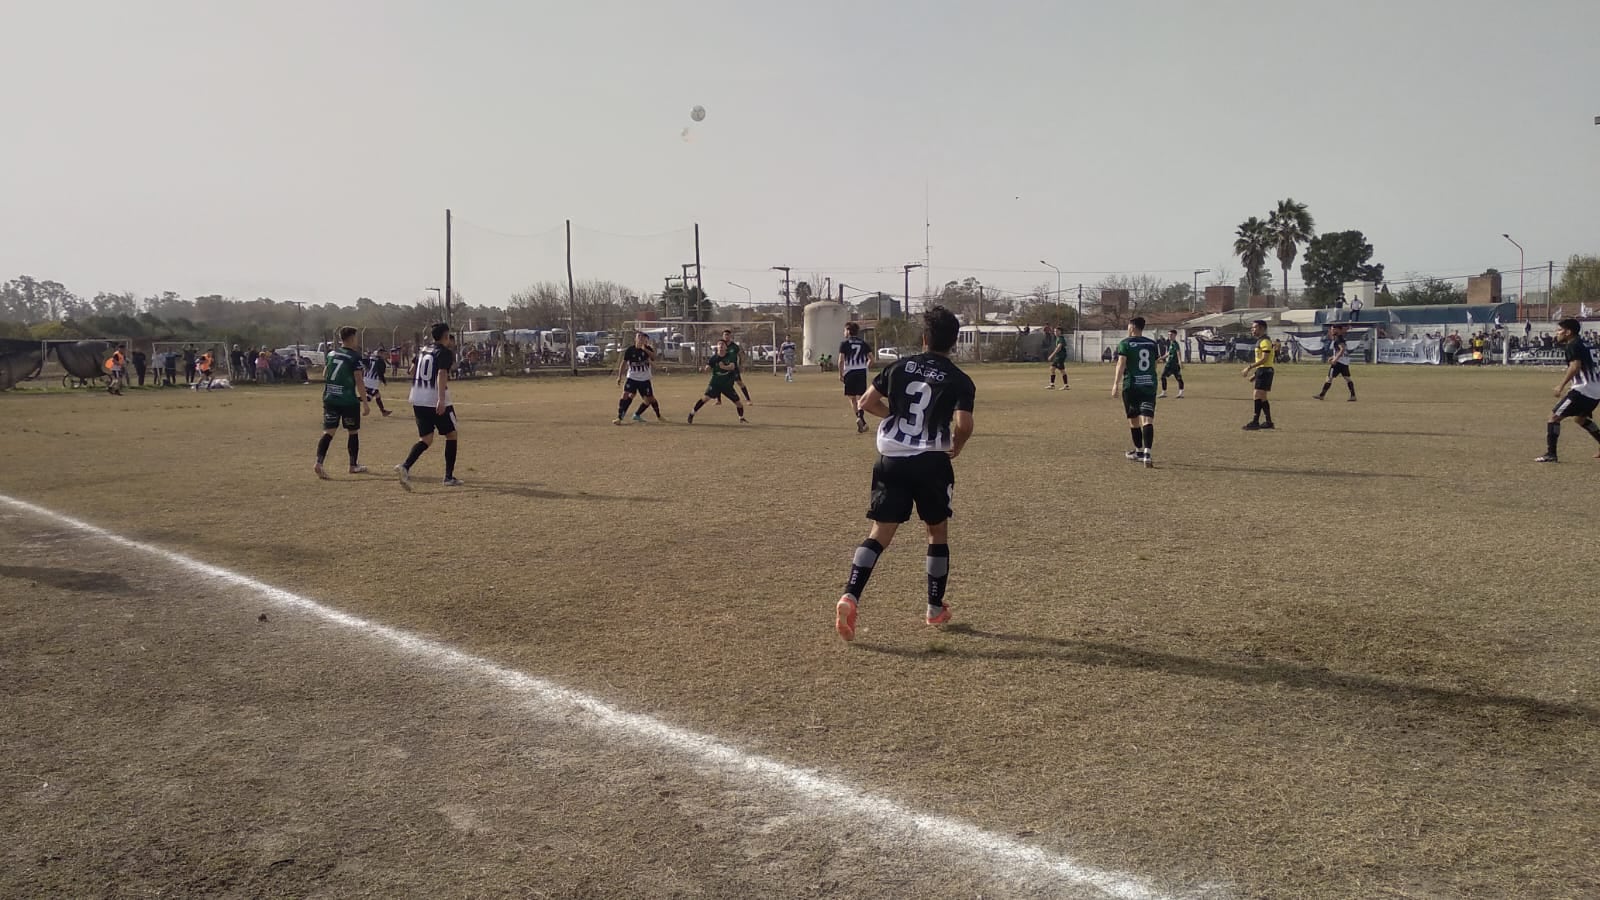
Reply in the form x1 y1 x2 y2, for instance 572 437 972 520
834 306 976 643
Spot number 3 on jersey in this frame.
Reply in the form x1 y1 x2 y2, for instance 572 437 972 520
897 382 932 438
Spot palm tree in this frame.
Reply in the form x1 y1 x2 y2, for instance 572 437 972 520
1267 198 1315 305
1233 217 1273 298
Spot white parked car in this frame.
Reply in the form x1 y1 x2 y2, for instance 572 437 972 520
877 347 901 361
576 344 603 364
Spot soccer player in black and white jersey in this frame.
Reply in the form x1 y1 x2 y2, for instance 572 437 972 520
838 322 873 433
1535 317 1600 463
362 349 394 417
835 306 976 641
614 331 663 424
1314 323 1357 401
395 322 463 489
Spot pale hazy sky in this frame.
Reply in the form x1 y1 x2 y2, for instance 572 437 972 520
3 0 1597 308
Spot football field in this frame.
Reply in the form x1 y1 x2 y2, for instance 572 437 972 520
3 363 1597 899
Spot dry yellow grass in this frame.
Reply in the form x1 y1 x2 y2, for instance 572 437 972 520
3 362 1598 898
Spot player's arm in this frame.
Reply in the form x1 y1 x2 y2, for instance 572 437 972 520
950 410 974 460
1555 359 1581 396
858 385 890 418
1111 354 1125 396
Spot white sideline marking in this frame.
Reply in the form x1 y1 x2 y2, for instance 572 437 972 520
0 493 1202 900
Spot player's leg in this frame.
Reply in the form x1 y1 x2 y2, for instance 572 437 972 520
616 386 635 424
1139 411 1155 467
397 410 438 489
1343 371 1356 400
689 390 714 423
345 410 365 473
1577 413 1600 457
1317 366 1333 399
1048 362 1058 388
736 374 752 404
315 406 338 479
924 519 951 624
725 386 747 422
1174 368 1184 397
1159 371 1167 396
912 455 956 624
838 458 910 641
1125 411 1144 459
440 409 462 485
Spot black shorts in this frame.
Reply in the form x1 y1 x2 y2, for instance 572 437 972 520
413 405 459 437
843 369 868 396
322 403 360 432
1253 368 1275 392
1049 357 1067 370
623 378 655 397
1553 391 1600 419
868 452 955 525
1328 363 1351 379
364 385 382 401
704 383 738 403
1122 389 1156 419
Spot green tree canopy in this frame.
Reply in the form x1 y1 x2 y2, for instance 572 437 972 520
1299 230 1385 307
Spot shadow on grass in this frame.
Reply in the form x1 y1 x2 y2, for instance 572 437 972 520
858 624 1600 725
0 564 132 594
461 481 665 503
1165 462 1423 479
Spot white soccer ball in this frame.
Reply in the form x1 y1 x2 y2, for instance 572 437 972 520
690 105 706 122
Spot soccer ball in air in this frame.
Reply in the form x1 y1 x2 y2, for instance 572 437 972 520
690 105 706 122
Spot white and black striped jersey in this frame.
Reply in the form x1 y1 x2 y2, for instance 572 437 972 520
622 345 653 382
839 336 872 373
872 353 976 458
409 344 455 407
362 355 387 389
1568 339 1600 399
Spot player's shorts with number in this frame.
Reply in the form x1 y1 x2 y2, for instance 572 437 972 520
843 370 868 396
867 451 955 525
1122 388 1156 419
623 378 654 397
413 405 458 437
1553 391 1600 419
322 402 361 432
1253 369 1275 392
1328 363 1351 379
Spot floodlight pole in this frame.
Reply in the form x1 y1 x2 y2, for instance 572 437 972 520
1502 233 1525 322
771 266 792 329
727 281 751 305
1193 269 1210 313
903 262 923 318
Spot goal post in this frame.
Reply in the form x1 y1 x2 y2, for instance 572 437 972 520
620 320 778 375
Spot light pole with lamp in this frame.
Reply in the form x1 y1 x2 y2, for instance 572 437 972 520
1193 269 1210 313
1502 234 1525 322
727 281 752 306
902 262 923 318
1040 260 1067 360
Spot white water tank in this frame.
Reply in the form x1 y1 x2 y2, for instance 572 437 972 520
803 301 850 366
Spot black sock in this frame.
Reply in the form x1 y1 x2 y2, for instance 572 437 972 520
402 440 428 470
1131 426 1144 449
444 439 458 478
1583 420 1600 444
927 543 950 607
1347 380 1356 397
1261 400 1272 424
1176 375 1184 390
845 538 884 601
316 433 332 463
651 399 662 419
347 433 359 467
1051 371 1058 384
692 399 706 413
1160 375 1167 390
635 403 649 416
1319 382 1330 397
1252 399 1262 423
377 398 388 412
735 404 745 418
1548 421 1561 456
856 409 866 424
1141 424 1154 452
740 385 751 402
618 397 630 419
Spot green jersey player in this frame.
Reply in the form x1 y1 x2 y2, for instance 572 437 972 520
688 340 747 424
314 325 371 479
1111 316 1160 468
1046 332 1069 390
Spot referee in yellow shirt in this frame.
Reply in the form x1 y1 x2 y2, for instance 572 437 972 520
1241 319 1276 430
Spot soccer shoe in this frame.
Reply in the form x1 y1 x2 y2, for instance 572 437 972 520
613 417 623 425
314 462 329 480
632 414 645 423
1176 391 1183 398
1046 384 1055 390
857 419 868 434
381 408 393 417
1534 454 1559 463
1158 391 1167 398
739 417 749 424
1260 422 1276 430
686 414 694 424
395 464 412 492
1143 452 1154 469
835 595 858 642
926 604 952 626
1124 449 1141 461
1242 422 1262 431
348 465 368 474
443 477 465 486
1063 384 1070 390
1347 396 1357 402
1313 393 1325 400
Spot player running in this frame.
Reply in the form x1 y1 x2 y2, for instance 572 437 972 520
687 339 747 424
1241 319 1276 430
362 348 394 416
1315 323 1357 401
314 326 371 479
1534 317 1600 463
395 322 463 488
839 322 873 433
721 329 754 405
1045 329 1070 390
1158 329 1185 399
1112 317 1160 468
614 332 663 424
835 306 975 641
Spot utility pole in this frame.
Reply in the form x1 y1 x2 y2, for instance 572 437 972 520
1503 233 1525 322
681 264 695 320
903 262 923 320
566 219 577 375
1076 284 1084 362
444 209 453 327
1548 260 1555 318
771 266 792 329
975 284 983 363
693 223 703 301
1193 269 1210 313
